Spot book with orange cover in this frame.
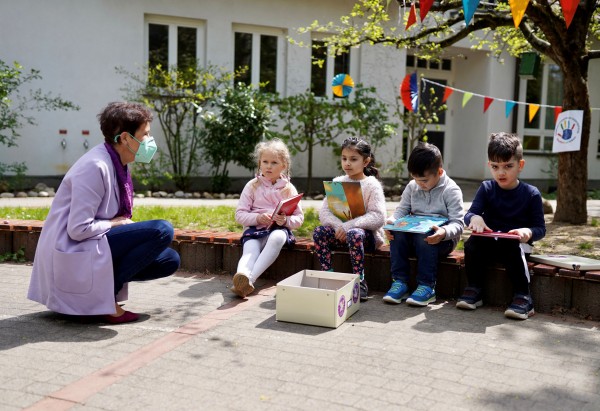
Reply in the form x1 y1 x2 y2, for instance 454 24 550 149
267 193 303 230
323 181 366 222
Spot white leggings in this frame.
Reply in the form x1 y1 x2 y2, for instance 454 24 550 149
236 229 287 283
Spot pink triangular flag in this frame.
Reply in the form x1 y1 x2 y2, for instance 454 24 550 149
559 0 578 28
508 0 530 28
419 0 435 21
442 87 454 103
406 4 417 30
554 106 563 124
483 97 494 113
528 104 540 123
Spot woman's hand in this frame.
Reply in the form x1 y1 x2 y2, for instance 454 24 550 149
257 213 271 226
271 213 286 227
335 227 347 242
110 216 134 227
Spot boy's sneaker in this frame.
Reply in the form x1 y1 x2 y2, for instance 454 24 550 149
232 273 255 298
382 280 409 304
456 287 483 310
360 279 369 301
504 294 535 320
406 285 436 307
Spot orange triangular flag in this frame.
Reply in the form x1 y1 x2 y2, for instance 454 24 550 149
559 0 578 28
483 97 494 113
508 0 530 28
419 0 435 21
442 87 454 103
528 103 540 122
406 4 417 30
554 106 563 124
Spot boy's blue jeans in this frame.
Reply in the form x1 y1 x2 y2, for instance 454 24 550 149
106 219 180 295
389 231 454 288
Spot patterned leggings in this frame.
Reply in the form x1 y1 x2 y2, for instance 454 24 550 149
312 225 375 279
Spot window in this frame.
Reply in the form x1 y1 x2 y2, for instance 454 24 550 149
310 38 351 97
233 25 285 94
406 55 452 71
519 63 563 152
146 16 205 70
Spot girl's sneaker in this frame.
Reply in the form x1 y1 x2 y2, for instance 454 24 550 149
406 285 436 307
231 273 255 298
504 294 535 320
456 287 483 310
382 280 409 304
360 279 369 301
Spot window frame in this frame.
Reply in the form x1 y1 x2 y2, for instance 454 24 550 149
310 33 359 99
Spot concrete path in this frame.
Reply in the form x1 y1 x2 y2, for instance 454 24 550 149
2 263 600 410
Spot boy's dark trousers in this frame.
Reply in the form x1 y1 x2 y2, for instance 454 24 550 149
464 236 530 295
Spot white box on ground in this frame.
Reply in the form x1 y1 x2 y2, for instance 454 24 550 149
276 270 360 328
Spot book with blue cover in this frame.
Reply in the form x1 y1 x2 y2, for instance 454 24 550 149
323 181 366 222
384 215 448 233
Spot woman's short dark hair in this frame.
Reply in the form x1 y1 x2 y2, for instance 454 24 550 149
488 132 523 162
97 102 153 144
341 137 379 179
407 142 443 176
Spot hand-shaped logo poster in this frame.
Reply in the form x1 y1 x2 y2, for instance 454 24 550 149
553 110 583 153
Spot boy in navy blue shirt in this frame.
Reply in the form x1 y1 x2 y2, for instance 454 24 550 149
457 132 546 320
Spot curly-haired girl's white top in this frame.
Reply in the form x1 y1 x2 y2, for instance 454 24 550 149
318 175 386 248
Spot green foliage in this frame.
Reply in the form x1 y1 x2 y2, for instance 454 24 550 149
0 247 25 263
591 217 598 227
200 83 275 192
130 153 173 192
118 64 235 191
579 242 593 251
0 207 49 220
272 85 395 193
0 59 78 189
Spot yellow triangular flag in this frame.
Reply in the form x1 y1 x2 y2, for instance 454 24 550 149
462 92 473 108
509 0 531 27
528 104 540 122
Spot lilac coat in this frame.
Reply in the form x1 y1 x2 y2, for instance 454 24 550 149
28 144 127 315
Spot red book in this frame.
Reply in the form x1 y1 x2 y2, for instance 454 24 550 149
469 231 520 240
267 193 303 230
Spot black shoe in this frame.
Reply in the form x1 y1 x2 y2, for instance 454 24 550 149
360 279 368 302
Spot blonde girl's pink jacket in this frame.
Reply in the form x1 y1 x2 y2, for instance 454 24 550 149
28 144 127 315
235 175 304 231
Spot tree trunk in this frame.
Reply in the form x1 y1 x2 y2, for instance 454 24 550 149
553 65 590 224
307 142 313 194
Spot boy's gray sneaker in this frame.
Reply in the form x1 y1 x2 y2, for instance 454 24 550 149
456 287 483 310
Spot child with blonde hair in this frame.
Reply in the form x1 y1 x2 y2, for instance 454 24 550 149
313 137 386 301
232 138 304 298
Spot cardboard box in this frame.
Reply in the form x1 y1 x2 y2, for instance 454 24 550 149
276 270 360 328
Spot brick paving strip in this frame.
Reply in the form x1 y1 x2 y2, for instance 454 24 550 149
23 287 276 411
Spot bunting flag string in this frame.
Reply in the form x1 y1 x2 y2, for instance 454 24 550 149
421 78 600 113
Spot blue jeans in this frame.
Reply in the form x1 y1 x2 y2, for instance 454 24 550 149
389 231 454 288
106 219 180 295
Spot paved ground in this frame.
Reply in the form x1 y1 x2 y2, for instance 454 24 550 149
2 263 600 411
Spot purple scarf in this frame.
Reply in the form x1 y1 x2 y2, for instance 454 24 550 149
104 142 133 218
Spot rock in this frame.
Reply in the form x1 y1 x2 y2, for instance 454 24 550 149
135 193 145 198
192 192 201 198
391 195 401 202
145 190 152 197
27 191 39 197
184 192 192 199
174 190 185 198
158 191 168 198
543 199 554 214
226 194 236 199
152 192 162 198
38 191 49 197
202 192 214 199
219 193 226 199
34 183 48 192
0 192 15 198
313 194 325 200
16 192 28 198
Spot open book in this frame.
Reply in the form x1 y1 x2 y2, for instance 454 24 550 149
530 254 600 270
323 181 366 222
384 215 448 233
267 193 303 230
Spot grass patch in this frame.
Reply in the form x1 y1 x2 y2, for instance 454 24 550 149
1 205 322 238
578 242 593 250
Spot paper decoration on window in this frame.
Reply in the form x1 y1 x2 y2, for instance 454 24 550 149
528 104 540 122
419 0 435 21
462 0 480 25
400 72 419 113
508 0 531 28
462 92 473 107
332 74 354 97
443 87 454 103
553 110 583 153
505 101 517 118
484 97 494 113
559 0 578 28
406 4 417 30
